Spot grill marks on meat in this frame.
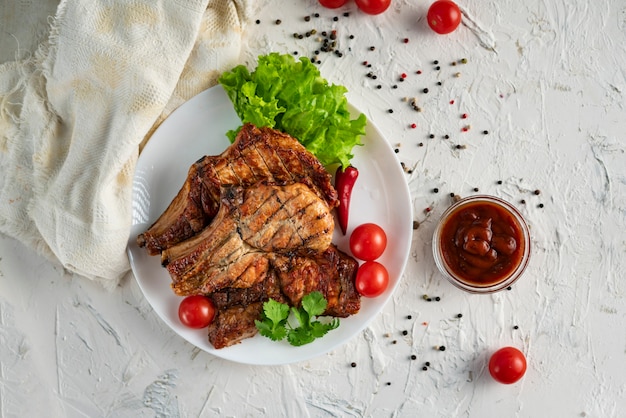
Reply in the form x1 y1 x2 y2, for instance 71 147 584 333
270 246 360 318
137 123 339 255
163 182 335 296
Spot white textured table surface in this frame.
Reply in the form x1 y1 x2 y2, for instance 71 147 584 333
2 1 626 417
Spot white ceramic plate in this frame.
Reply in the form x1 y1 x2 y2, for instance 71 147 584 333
127 85 412 365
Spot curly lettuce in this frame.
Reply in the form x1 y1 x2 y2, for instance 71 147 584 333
218 53 366 168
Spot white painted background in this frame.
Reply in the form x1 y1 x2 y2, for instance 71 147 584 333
1 0 625 416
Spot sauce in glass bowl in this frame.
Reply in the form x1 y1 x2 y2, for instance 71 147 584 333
432 195 531 293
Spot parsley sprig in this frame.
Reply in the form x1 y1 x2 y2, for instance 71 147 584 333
255 291 340 346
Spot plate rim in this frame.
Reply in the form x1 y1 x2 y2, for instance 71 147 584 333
127 84 413 365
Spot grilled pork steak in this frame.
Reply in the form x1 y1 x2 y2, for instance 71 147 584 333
163 182 335 296
137 123 339 255
207 245 360 349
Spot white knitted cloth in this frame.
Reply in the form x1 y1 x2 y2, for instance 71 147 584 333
0 0 249 287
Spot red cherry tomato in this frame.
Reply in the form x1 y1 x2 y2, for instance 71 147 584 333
178 295 216 329
488 347 527 384
355 0 391 15
355 261 389 297
319 0 349 8
427 0 462 34
350 223 387 261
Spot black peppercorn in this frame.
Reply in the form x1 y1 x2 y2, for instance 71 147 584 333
351 362 357 367
439 345 446 351
410 354 417 360
423 88 429 93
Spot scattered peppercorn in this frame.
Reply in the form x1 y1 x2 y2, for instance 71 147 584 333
534 189 541 195
394 148 399 153
351 362 357 367
349 34 355 39
497 180 503 185
344 12 350 17
521 199 526 204
437 81 442 86
402 330 408 336
435 296 441 301
444 134 450 139
473 187 479 192
418 142 424 147
449 192 455 197
538 203 544 208
410 354 417 360
435 66 441 71
333 16 339 21
392 340 397 344
275 19 282 25
370 46 376 51
457 313 463 318
483 130 489 135
433 60 439 65
513 325 519 329
455 144 466 150
422 366 428 371
507 286 512 290
255 19 261 24
388 109 394 113
429 134 435 139
423 88 429 94
386 382 391 386
433 188 439 193
438 345 446 351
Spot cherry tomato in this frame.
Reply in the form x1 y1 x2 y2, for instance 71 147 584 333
178 295 216 329
427 0 462 35
350 223 387 261
355 0 391 15
319 0 349 8
355 261 389 297
488 347 527 384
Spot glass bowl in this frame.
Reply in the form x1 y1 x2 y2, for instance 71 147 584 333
432 195 531 293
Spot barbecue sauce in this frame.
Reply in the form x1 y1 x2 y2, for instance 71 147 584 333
439 200 526 286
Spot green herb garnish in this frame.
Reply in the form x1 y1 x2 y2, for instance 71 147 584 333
218 53 366 168
255 291 340 346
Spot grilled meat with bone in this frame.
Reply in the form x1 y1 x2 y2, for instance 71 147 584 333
207 245 360 349
137 123 339 255
163 181 335 296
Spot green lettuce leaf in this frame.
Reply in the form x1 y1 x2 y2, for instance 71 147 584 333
218 53 366 168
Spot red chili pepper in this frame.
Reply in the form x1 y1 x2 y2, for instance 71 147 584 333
335 165 359 235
